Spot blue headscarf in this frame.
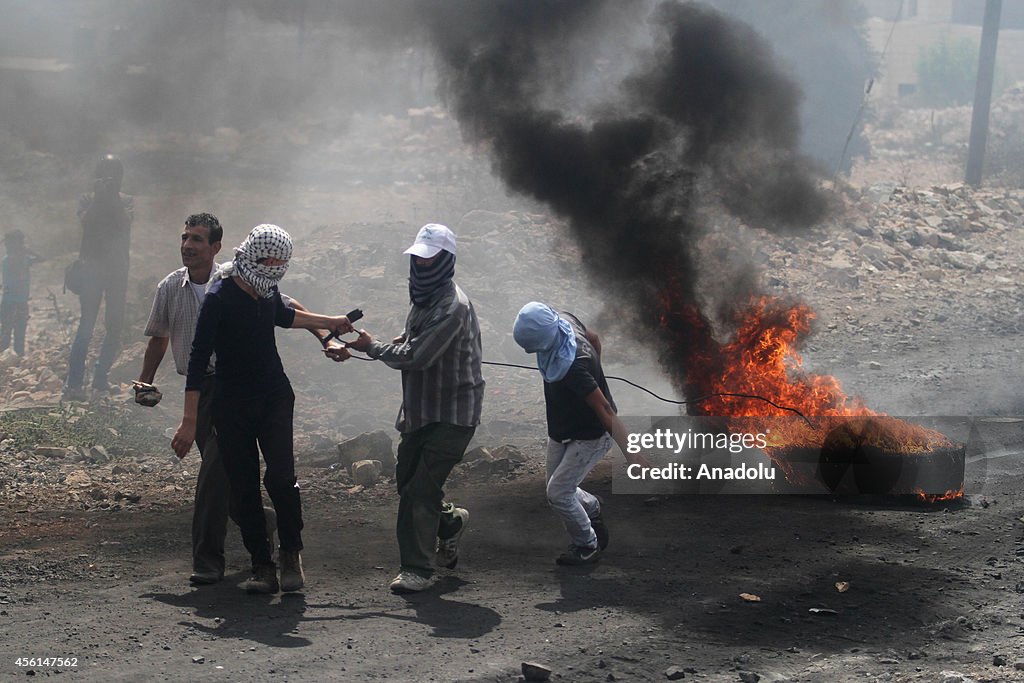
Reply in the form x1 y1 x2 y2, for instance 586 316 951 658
513 302 577 383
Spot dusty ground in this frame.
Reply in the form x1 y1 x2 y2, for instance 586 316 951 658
2 91 1024 682
1 454 1023 682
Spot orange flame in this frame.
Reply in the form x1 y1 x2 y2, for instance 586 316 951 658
663 294 955 465
915 487 964 503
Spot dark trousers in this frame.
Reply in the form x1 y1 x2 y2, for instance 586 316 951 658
192 378 228 575
192 376 277 577
67 260 127 389
0 298 28 356
214 384 301 568
395 422 475 578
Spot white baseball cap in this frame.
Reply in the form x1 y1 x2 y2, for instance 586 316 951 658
403 223 457 258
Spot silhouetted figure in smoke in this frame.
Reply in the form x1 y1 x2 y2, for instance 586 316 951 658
64 154 133 399
1 230 42 356
513 303 650 566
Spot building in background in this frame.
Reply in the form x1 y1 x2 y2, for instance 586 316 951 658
861 0 1024 100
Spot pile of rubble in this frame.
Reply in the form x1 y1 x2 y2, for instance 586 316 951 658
859 82 1024 187
0 398 538 515
756 182 1024 339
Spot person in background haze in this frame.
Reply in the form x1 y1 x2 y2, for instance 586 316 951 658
65 154 133 400
1 229 42 356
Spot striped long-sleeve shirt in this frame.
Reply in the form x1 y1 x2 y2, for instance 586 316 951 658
366 281 484 433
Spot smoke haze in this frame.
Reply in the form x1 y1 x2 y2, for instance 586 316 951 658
414 0 832 397
0 0 874 409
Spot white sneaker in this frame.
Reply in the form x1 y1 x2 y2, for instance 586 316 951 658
389 571 431 593
435 507 469 569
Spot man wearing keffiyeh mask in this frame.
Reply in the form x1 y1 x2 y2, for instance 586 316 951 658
173 224 356 595
337 223 484 594
513 302 650 566
218 223 292 297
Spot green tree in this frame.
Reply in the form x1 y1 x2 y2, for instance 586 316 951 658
915 35 979 108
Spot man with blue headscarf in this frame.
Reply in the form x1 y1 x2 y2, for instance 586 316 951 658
513 302 647 565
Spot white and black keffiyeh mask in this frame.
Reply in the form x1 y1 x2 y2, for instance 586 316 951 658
220 224 292 298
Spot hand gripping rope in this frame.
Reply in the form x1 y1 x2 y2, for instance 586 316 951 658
319 308 364 349
324 308 807 421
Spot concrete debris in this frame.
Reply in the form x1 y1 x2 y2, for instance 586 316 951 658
521 661 552 681
88 445 110 464
462 446 491 462
34 446 68 458
939 672 977 683
334 430 396 476
350 459 382 487
488 444 526 462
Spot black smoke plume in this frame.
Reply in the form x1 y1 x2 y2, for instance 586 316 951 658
417 0 832 400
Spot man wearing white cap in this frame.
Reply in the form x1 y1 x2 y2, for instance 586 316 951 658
340 223 485 593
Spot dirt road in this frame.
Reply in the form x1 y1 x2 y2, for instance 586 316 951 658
2 450 1022 682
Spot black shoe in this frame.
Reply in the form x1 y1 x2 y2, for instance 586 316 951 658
591 514 609 551
243 563 279 594
556 544 601 566
189 570 222 586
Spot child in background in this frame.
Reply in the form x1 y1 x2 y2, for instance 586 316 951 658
1 230 42 356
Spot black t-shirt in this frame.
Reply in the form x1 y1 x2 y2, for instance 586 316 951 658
185 277 296 397
542 313 616 442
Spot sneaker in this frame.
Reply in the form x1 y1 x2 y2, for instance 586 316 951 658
243 563 279 594
590 514 609 551
556 544 602 566
435 507 469 569
389 571 432 593
189 570 222 586
279 550 305 592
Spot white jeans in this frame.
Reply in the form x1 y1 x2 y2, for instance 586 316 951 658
545 433 612 548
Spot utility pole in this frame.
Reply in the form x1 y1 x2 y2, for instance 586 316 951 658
965 0 1002 187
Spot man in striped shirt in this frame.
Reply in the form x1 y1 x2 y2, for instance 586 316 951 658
339 223 484 593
